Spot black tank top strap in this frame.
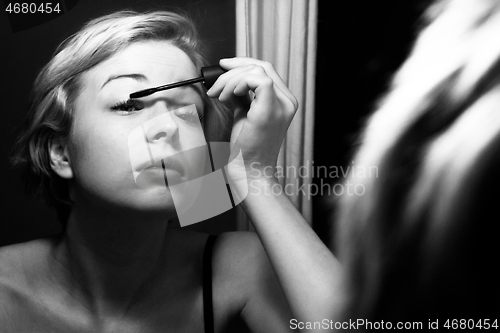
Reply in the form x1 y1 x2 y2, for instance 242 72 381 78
203 234 217 333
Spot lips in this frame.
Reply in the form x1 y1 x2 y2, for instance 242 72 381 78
143 157 184 176
130 144 211 189
162 157 185 176
137 157 185 188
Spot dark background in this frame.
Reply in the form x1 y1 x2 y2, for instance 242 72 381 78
0 0 432 247
312 0 432 249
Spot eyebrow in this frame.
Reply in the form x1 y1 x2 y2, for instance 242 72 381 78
100 73 148 90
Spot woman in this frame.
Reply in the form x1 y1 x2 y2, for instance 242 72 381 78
335 0 500 325
3 10 337 332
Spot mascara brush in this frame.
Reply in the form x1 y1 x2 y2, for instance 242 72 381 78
129 65 226 99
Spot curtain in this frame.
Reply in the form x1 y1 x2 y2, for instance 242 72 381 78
235 0 318 230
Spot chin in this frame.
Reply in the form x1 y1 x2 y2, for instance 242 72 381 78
130 187 177 212
94 186 179 218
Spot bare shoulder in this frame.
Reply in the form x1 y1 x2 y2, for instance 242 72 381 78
210 232 267 327
165 229 266 282
0 238 56 315
212 231 268 277
0 237 54 279
211 232 293 332
0 238 54 293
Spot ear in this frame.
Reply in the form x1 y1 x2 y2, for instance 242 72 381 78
49 137 73 179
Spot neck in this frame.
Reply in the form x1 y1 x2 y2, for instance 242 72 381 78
50 202 172 315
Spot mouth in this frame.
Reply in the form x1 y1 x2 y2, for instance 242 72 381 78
139 157 185 188
132 146 209 189
144 158 184 175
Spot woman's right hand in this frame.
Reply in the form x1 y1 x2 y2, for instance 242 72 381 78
207 57 298 189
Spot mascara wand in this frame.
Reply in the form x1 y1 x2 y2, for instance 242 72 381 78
129 65 226 99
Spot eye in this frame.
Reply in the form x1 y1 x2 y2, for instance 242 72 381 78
173 106 204 123
110 99 144 114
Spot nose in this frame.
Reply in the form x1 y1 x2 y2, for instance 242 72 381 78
143 109 179 144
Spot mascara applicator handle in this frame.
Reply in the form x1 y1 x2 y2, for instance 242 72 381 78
201 65 226 90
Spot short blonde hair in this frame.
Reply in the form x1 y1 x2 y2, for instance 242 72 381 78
12 10 231 220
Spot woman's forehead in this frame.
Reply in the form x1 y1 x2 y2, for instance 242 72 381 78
83 41 198 90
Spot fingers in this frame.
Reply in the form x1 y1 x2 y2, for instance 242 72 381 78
207 58 298 175
208 57 298 111
215 67 270 102
207 63 265 98
219 58 294 104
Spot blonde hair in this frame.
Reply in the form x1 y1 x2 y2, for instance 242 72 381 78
336 0 500 321
12 10 231 221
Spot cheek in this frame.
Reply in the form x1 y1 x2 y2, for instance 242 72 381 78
68 119 134 189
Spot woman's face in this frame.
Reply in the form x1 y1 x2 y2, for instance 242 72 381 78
66 41 206 216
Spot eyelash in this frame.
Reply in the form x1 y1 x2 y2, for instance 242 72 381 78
110 99 143 114
110 100 204 121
